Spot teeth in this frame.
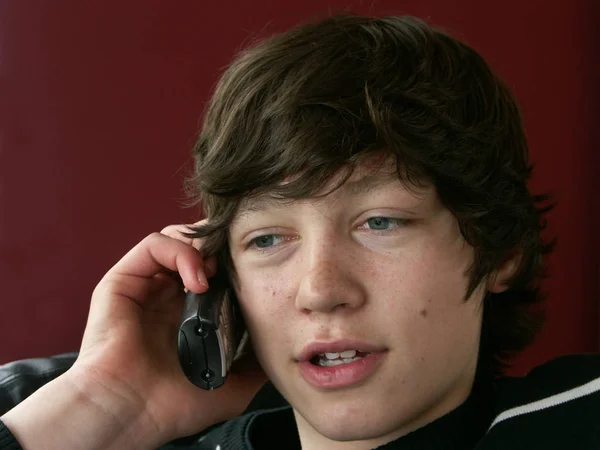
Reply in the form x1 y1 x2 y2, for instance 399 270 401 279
318 356 362 367
315 349 365 367
320 350 358 360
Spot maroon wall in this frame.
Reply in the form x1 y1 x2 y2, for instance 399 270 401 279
1 0 598 376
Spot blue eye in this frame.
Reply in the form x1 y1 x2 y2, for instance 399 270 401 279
252 235 277 248
366 217 394 230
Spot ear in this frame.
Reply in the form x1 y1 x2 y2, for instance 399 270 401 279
486 250 521 293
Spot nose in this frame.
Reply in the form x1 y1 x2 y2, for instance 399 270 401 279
295 239 366 314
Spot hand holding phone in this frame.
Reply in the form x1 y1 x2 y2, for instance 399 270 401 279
2 224 265 450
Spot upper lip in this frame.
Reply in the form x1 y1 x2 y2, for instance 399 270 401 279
297 339 386 362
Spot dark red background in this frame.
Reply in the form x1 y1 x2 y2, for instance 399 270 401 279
0 0 598 376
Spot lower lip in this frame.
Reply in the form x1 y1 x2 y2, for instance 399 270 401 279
298 352 386 389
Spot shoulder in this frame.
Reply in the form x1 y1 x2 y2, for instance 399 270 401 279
206 405 296 449
478 354 600 449
161 407 295 450
158 413 256 450
494 353 600 408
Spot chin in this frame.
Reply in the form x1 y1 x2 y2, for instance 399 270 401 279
298 398 405 444
311 417 403 445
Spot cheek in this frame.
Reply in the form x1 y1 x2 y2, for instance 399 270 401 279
378 249 469 311
418 235 472 300
374 239 478 343
235 273 294 361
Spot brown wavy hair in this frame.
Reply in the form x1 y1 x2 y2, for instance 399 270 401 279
185 14 555 376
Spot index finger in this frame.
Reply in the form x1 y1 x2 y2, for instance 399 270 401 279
108 232 209 293
160 220 217 277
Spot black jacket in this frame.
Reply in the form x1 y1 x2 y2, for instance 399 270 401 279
1 353 600 449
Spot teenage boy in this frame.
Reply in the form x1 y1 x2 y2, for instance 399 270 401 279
1 13 599 450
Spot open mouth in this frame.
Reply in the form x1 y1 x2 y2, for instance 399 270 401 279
299 345 386 388
310 349 371 367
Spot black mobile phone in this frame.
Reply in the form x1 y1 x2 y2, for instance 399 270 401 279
177 283 245 390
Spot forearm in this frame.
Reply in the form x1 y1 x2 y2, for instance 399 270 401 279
1 371 163 450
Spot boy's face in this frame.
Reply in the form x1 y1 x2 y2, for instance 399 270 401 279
228 159 489 447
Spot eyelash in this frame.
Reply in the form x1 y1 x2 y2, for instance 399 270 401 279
246 216 409 252
246 234 288 252
358 217 409 233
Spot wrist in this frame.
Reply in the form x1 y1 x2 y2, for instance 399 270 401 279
65 363 172 448
2 367 166 450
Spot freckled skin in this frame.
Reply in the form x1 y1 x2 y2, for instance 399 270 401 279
228 164 511 450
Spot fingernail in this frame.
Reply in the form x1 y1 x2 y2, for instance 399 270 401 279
197 271 208 288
